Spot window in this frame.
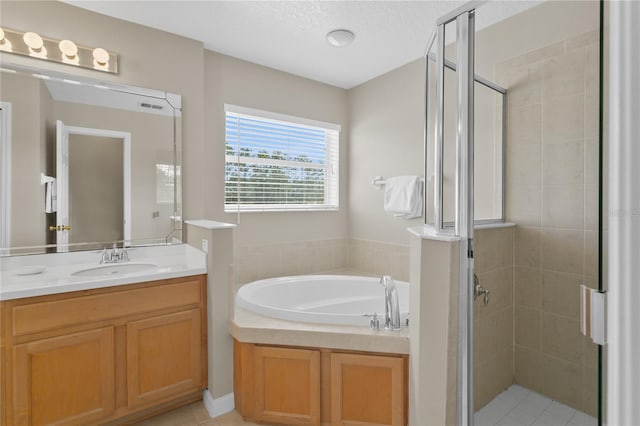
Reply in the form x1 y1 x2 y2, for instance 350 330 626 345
156 163 180 204
224 105 340 212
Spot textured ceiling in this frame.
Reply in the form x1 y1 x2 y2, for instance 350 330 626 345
63 1 540 89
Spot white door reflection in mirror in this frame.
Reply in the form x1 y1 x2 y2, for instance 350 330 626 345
55 120 131 252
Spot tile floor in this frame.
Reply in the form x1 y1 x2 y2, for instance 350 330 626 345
141 384 598 426
474 385 598 426
137 403 255 426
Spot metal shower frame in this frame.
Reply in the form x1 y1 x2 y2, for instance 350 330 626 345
422 2 507 425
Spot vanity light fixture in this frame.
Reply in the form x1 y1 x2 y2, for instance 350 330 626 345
326 29 355 48
0 27 118 74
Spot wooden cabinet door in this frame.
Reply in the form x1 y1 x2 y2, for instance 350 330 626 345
253 346 320 426
11 327 115 426
126 309 202 409
330 352 406 426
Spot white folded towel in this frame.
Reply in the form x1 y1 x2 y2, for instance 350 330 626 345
384 176 423 219
44 177 57 213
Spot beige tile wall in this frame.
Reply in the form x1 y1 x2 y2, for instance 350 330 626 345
473 227 515 410
497 30 600 416
347 239 411 282
235 238 348 289
235 237 410 290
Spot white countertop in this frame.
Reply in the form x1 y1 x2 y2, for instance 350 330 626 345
0 244 206 301
407 225 461 242
408 222 516 241
184 219 237 229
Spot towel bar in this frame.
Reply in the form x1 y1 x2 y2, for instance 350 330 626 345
371 176 425 190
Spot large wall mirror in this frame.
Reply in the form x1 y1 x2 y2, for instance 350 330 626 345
0 64 182 256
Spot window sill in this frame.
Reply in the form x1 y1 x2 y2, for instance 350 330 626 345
225 205 339 213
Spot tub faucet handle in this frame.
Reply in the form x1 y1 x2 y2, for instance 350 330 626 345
363 313 380 331
473 273 490 305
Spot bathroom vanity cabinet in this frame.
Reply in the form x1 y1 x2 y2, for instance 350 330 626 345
234 340 407 426
0 275 207 426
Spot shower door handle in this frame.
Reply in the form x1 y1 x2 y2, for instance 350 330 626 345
580 284 607 345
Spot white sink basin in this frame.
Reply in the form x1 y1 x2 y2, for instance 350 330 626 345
72 263 158 278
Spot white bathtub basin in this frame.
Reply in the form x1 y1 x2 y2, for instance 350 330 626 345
235 275 409 327
72 263 158 277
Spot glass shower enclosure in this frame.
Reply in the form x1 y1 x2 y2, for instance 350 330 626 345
424 1 604 425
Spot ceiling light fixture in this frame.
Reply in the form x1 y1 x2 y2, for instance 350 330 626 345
326 29 355 48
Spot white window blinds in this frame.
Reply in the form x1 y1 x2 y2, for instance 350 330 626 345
224 105 340 212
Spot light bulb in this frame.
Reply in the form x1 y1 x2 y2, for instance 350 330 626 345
0 28 12 52
59 39 77 59
23 31 43 51
92 47 109 65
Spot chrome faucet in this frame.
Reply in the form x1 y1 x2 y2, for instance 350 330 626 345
100 243 129 264
379 275 401 331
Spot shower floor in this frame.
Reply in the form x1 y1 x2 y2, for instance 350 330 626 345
474 385 597 426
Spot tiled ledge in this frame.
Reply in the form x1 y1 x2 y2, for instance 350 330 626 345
230 307 410 355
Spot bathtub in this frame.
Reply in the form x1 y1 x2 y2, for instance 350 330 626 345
235 274 409 327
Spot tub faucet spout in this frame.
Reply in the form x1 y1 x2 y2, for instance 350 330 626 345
379 275 401 331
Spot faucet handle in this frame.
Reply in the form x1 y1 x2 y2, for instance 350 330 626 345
380 275 394 289
363 313 380 330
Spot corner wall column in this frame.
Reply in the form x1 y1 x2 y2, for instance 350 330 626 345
185 220 236 417
409 230 460 425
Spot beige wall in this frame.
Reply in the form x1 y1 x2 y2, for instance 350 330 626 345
203 51 349 247
68 135 123 244
348 59 424 246
203 51 351 283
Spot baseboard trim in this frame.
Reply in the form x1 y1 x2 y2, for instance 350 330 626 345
203 389 235 418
